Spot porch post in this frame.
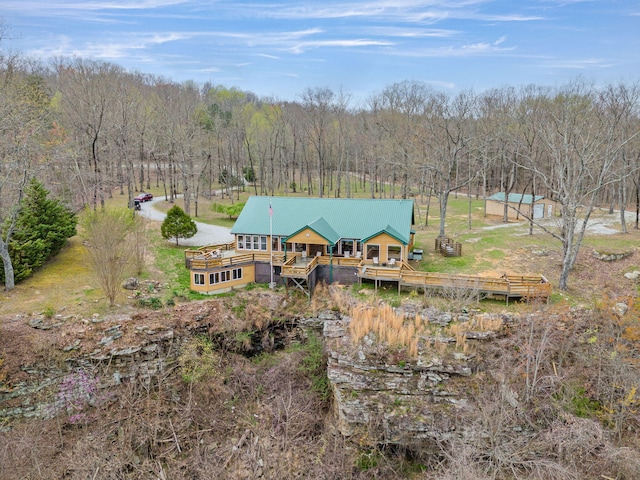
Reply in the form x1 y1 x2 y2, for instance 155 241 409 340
329 246 333 284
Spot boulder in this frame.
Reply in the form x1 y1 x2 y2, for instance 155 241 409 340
624 271 640 281
122 277 139 290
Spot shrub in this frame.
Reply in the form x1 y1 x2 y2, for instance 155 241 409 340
299 333 330 401
136 296 163 310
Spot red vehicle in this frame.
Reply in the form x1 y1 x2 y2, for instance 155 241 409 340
135 192 153 202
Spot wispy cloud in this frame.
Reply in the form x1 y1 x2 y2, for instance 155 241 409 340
248 1 542 23
2 0 636 100
0 0 190 12
287 38 394 54
27 31 193 60
365 26 458 38
255 53 280 60
386 36 516 58
543 58 618 70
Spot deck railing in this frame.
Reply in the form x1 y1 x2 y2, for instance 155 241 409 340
185 242 235 259
186 245 291 269
358 261 403 280
281 255 319 277
400 271 510 293
317 256 362 267
190 253 256 270
186 246 550 301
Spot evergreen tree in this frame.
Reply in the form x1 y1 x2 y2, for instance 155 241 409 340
1 179 77 283
161 206 197 246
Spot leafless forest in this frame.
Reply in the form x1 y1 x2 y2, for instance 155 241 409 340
2 50 640 290
2 43 640 479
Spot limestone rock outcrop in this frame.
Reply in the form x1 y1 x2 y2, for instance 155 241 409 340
322 309 508 447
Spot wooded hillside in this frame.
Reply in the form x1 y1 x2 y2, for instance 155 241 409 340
2 46 639 291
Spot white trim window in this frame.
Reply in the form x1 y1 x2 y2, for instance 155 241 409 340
209 268 241 284
388 245 402 260
237 235 245 250
366 244 380 260
271 236 280 252
194 273 205 285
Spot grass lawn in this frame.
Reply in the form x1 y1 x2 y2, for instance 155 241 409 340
2 184 638 316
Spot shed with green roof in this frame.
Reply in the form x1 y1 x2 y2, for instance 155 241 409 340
486 192 557 220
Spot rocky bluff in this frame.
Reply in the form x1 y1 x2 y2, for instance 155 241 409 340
320 307 513 449
2 294 512 452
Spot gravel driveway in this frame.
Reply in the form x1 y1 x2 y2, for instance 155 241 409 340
138 196 234 247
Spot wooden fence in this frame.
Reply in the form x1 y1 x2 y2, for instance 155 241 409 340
435 236 462 257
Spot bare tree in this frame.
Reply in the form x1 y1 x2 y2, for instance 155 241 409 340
300 87 336 198
81 208 138 306
598 83 640 233
423 90 478 237
373 81 432 200
53 58 121 210
516 81 625 290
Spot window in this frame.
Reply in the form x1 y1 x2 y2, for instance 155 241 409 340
366 244 379 260
237 235 245 250
194 273 205 285
208 269 242 285
340 239 354 255
260 235 267 251
388 245 402 261
252 235 259 250
271 236 280 252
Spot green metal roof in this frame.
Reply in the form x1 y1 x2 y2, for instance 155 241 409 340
231 196 415 245
284 216 341 245
487 192 544 204
361 224 406 244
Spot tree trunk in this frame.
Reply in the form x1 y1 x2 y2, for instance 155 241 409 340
0 241 15 291
438 190 449 237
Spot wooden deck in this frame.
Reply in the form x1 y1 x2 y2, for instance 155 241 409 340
280 255 320 278
281 256 550 302
187 248 551 302
186 243 287 269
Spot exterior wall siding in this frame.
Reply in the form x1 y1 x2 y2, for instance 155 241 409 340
255 262 283 284
486 200 556 220
364 232 407 262
316 264 359 285
286 228 330 246
190 264 256 294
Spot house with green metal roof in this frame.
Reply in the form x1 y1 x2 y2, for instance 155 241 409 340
184 195 552 302
486 192 557 221
187 196 416 295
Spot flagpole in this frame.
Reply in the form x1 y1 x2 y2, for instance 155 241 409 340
269 198 274 289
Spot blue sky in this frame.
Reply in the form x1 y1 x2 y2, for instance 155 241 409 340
1 1 638 103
